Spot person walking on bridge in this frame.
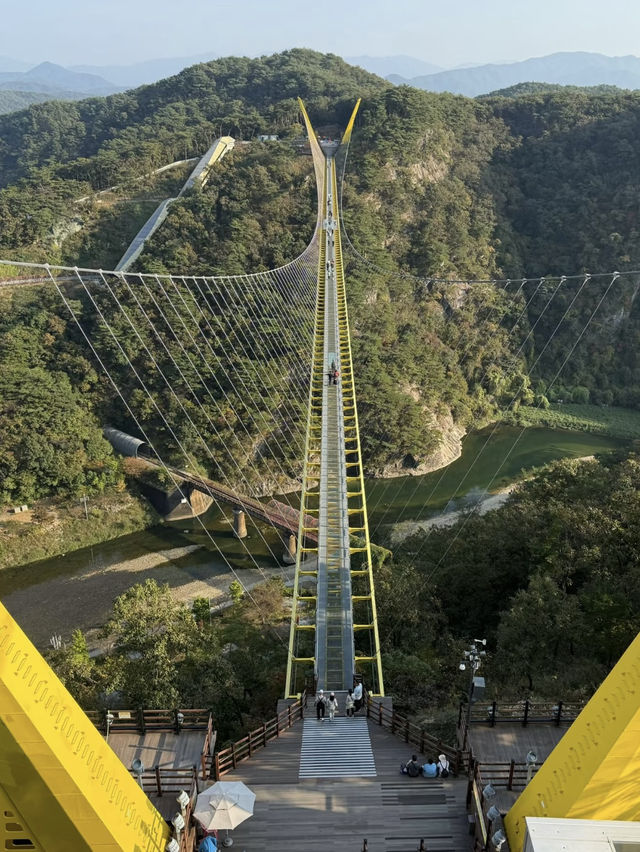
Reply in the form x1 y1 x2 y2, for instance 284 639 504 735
315 689 327 721
345 689 355 717
353 680 363 713
327 692 339 721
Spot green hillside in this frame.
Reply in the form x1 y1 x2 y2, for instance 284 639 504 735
1 51 640 506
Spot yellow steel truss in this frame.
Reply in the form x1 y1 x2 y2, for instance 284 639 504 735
505 629 640 850
285 101 384 697
0 602 170 851
331 159 384 696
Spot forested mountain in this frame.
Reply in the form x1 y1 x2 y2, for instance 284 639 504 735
2 50 640 502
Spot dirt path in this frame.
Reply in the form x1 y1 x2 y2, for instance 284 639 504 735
2 544 295 650
388 488 514 546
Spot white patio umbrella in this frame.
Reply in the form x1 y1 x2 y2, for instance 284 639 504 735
194 781 255 846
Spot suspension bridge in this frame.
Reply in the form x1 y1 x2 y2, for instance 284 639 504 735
1 97 640 851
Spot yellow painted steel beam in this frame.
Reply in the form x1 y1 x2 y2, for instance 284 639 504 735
298 97 326 223
0 602 170 851
505 630 640 851
285 100 327 699
341 98 361 144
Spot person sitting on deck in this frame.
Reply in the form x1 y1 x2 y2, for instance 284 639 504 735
422 758 438 778
401 754 421 777
437 754 450 777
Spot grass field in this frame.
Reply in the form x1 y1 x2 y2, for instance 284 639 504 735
505 403 640 441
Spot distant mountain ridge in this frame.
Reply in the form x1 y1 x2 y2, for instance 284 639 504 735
0 62 119 95
0 61 122 114
345 54 442 79
390 51 640 95
70 53 219 87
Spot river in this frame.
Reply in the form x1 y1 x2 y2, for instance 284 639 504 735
0 426 624 645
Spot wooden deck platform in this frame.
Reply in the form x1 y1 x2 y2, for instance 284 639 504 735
469 722 570 764
108 729 206 770
214 718 472 851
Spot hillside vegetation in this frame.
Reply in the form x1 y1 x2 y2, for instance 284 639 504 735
1 51 640 517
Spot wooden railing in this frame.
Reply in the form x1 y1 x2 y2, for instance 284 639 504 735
87 707 212 734
135 764 200 797
473 758 540 791
200 714 216 779
463 699 584 728
458 699 584 752
365 696 467 774
213 694 306 779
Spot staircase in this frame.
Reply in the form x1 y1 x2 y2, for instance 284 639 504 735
299 714 376 779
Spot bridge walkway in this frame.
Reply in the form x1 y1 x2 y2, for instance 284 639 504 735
316 154 354 691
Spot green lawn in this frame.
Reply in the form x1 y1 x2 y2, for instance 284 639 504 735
506 403 640 441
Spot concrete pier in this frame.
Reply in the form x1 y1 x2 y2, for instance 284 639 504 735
233 508 248 539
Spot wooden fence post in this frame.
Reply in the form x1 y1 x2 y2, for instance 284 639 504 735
378 703 382 726
262 722 268 747
155 765 162 797
232 743 237 769
522 700 529 727
138 707 146 735
214 753 220 781
508 759 515 790
490 701 497 727
420 729 425 754
555 701 563 726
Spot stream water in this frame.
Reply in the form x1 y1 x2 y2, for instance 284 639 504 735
0 426 624 641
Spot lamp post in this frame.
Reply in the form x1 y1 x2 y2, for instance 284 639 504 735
526 749 537 784
105 711 114 744
459 639 487 750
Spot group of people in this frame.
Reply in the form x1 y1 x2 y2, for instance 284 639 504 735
315 682 363 720
328 359 340 386
401 754 450 779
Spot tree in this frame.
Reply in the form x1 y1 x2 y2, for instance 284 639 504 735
103 580 201 707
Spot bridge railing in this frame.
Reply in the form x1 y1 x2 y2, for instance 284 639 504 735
213 693 306 779
365 695 467 774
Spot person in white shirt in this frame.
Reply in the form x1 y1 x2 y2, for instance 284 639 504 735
437 754 450 777
327 692 339 720
353 681 363 713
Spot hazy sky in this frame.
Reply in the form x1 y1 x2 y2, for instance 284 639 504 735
5 0 640 68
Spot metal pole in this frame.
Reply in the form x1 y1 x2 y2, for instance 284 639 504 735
464 669 474 750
